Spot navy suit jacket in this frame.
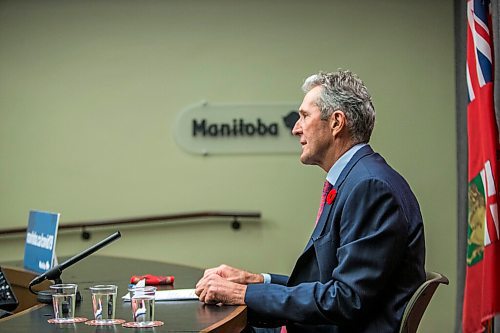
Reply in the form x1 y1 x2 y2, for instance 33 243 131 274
245 145 426 333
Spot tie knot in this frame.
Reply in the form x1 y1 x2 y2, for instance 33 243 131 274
322 181 333 196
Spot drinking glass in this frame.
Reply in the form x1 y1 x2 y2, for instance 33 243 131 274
128 286 156 326
50 284 77 323
89 285 118 324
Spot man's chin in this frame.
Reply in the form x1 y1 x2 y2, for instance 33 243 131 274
299 154 314 165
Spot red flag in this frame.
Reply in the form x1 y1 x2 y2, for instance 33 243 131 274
463 1 500 332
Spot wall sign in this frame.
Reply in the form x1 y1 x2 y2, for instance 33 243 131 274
174 102 300 155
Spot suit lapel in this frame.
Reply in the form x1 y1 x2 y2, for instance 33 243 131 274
304 202 333 250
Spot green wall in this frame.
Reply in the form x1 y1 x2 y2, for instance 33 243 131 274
0 0 456 331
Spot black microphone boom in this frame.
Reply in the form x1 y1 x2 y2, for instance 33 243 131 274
29 231 121 288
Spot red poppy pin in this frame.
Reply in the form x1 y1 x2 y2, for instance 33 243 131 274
326 189 337 205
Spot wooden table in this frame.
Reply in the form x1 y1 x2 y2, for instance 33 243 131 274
0 255 247 332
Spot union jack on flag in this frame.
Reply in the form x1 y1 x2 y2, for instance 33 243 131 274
466 0 494 102
463 1 499 332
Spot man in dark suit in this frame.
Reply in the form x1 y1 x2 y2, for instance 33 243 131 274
195 70 426 333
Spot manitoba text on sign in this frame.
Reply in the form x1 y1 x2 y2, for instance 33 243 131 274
174 102 301 155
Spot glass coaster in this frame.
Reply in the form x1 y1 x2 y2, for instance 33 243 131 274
48 317 88 324
85 319 126 326
122 321 164 328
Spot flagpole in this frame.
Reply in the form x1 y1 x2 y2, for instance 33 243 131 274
486 318 494 333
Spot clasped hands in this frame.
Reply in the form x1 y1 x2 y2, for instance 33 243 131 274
195 264 263 305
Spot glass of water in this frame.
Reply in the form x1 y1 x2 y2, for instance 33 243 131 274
50 284 77 323
89 285 118 324
128 286 156 326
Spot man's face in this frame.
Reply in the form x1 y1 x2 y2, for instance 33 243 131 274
292 86 333 168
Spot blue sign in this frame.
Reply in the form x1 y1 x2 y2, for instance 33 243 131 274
23 210 60 274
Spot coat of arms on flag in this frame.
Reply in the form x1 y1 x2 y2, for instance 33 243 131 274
467 174 485 266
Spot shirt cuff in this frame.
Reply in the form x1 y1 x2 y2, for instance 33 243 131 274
261 273 271 284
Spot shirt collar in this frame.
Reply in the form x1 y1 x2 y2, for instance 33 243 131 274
326 143 367 186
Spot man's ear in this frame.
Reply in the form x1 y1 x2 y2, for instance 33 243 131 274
330 110 346 135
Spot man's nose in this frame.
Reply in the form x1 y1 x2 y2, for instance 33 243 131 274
292 120 301 136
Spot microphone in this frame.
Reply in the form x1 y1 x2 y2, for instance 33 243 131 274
29 231 121 289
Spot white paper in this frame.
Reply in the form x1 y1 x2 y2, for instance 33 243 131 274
122 288 198 302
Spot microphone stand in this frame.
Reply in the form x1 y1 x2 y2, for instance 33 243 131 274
28 231 121 304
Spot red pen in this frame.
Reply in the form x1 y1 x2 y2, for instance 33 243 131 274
130 274 175 285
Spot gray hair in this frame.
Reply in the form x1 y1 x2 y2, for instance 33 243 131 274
302 70 375 143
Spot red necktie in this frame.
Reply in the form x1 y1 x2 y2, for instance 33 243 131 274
281 181 333 333
315 180 333 225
